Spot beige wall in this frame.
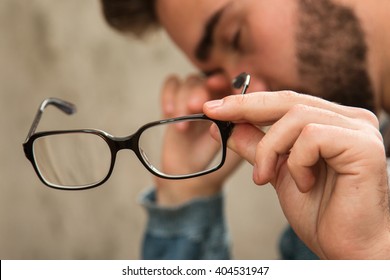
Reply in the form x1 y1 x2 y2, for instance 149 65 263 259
0 0 287 259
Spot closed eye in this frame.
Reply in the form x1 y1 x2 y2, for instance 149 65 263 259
231 29 242 51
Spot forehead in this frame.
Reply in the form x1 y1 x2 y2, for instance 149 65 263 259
156 0 229 64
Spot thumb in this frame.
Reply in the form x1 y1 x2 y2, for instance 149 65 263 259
210 122 264 166
228 123 265 166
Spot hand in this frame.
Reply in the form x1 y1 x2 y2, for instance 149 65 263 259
155 73 242 206
204 91 390 259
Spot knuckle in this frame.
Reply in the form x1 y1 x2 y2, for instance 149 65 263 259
361 132 386 158
301 123 322 138
163 75 180 89
185 74 204 87
278 90 300 100
372 136 386 152
350 107 379 128
287 103 311 117
365 126 384 146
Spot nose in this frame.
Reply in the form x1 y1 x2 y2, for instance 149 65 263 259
246 77 269 92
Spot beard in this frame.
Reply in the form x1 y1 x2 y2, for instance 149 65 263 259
296 0 375 112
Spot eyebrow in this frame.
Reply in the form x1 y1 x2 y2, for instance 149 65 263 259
194 6 226 62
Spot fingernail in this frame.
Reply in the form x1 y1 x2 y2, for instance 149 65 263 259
205 99 223 109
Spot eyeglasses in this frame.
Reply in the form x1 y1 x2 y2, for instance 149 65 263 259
23 73 250 190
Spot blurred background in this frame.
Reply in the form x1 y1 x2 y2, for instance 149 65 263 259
0 0 287 259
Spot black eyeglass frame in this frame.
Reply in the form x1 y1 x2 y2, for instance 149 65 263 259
23 73 250 190
23 104 233 190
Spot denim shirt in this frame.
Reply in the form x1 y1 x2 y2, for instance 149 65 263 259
139 189 317 260
140 190 230 259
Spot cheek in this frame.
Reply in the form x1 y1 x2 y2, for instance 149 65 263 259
243 1 300 89
243 35 300 91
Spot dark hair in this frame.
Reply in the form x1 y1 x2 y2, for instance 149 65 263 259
100 0 159 37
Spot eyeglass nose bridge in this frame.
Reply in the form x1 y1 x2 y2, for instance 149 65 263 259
108 132 163 178
110 132 151 165
109 133 141 157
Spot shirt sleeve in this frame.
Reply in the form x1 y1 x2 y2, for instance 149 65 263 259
139 188 231 260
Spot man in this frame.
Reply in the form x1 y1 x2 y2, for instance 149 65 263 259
101 0 390 259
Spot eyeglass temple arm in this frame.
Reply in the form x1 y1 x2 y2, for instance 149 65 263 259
24 73 250 141
25 98 76 141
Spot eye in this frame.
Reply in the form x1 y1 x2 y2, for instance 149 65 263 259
231 29 242 52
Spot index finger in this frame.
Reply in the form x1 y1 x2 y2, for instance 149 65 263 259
203 91 378 127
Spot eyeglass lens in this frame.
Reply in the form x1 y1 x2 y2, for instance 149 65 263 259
32 118 223 188
138 118 223 178
33 132 112 188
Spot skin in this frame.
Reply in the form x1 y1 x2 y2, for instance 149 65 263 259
153 0 390 258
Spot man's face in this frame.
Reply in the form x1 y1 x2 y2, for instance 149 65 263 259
156 0 375 111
